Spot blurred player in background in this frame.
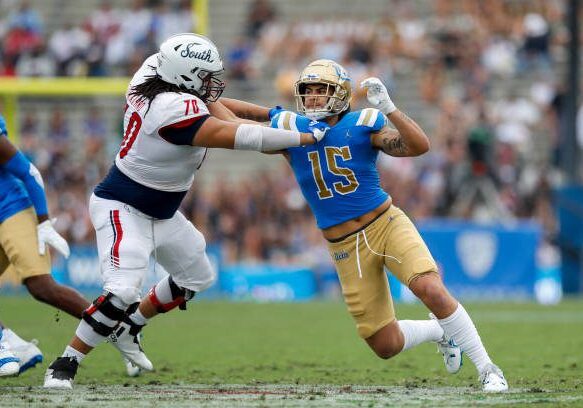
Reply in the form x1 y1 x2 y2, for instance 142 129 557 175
216 59 508 392
0 113 75 375
44 33 327 389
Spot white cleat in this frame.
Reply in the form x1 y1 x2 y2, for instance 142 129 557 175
479 363 508 392
1 329 43 374
436 336 463 374
43 357 79 389
108 321 153 371
0 343 20 377
10 339 43 374
124 357 142 377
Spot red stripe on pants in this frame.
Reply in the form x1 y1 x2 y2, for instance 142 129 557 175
112 210 123 266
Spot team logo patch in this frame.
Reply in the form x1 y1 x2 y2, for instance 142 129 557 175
456 231 497 279
334 250 349 261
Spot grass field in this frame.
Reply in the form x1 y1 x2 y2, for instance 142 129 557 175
1 296 582 407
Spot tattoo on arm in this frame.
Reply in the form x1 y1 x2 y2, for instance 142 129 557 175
382 135 409 156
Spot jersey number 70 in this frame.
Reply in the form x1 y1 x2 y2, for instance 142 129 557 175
307 146 359 199
119 112 142 159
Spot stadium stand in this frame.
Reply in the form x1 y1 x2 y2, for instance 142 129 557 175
0 0 580 264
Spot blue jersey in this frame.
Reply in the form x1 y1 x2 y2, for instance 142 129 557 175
0 133 33 222
271 108 389 229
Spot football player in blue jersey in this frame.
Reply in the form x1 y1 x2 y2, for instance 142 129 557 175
0 113 137 377
215 59 508 392
0 112 71 375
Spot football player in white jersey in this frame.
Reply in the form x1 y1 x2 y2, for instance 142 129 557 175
43 33 328 389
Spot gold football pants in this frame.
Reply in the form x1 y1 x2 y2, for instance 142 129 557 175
327 205 438 338
0 207 51 283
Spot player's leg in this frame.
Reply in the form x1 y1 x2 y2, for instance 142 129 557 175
0 255 20 376
0 209 49 373
117 212 215 343
380 205 462 372
387 206 507 391
0 207 90 318
24 275 89 318
327 215 444 360
44 197 154 388
409 273 507 391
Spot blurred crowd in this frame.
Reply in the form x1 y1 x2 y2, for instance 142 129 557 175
2 0 583 266
0 0 191 77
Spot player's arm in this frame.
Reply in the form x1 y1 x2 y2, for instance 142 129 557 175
370 111 430 157
191 116 323 150
0 131 49 222
218 97 274 122
157 96 325 151
361 78 430 157
0 116 69 257
207 100 258 125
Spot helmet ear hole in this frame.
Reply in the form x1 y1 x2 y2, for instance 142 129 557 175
180 75 192 82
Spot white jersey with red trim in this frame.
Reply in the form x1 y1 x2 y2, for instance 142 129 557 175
115 54 209 192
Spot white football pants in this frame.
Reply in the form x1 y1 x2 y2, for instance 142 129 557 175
89 194 216 304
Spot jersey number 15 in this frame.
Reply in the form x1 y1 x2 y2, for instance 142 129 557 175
307 146 359 199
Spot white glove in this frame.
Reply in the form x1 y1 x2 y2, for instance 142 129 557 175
360 77 396 115
37 219 70 258
307 123 330 143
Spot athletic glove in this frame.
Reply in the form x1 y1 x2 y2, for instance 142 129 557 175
360 77 397 115
307 122 329 143
37 219 70 258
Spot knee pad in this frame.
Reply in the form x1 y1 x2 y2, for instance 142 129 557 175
148 276 195 313
104 285 141 306
81 293 129 337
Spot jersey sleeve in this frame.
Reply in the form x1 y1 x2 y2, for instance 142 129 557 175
355 108 387 131
154 94 211 146
270 110 306 131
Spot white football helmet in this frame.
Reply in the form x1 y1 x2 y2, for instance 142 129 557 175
294 59 352 120
157 33 225 102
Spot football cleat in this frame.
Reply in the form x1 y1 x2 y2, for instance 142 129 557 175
10 339 43 374
108 320 153 371
0 328 43 374
43 357 79 389
429 313 463 374
124 357 142 377
479 363 508 392
436 336 463 374
0 342 20 377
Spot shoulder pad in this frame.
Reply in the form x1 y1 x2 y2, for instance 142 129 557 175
355 108 384 128
271 110 304 131
150 93 210 130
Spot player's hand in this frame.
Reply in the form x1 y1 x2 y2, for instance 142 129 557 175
37 219 70 258
360 77 396 115
307 122 329 143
